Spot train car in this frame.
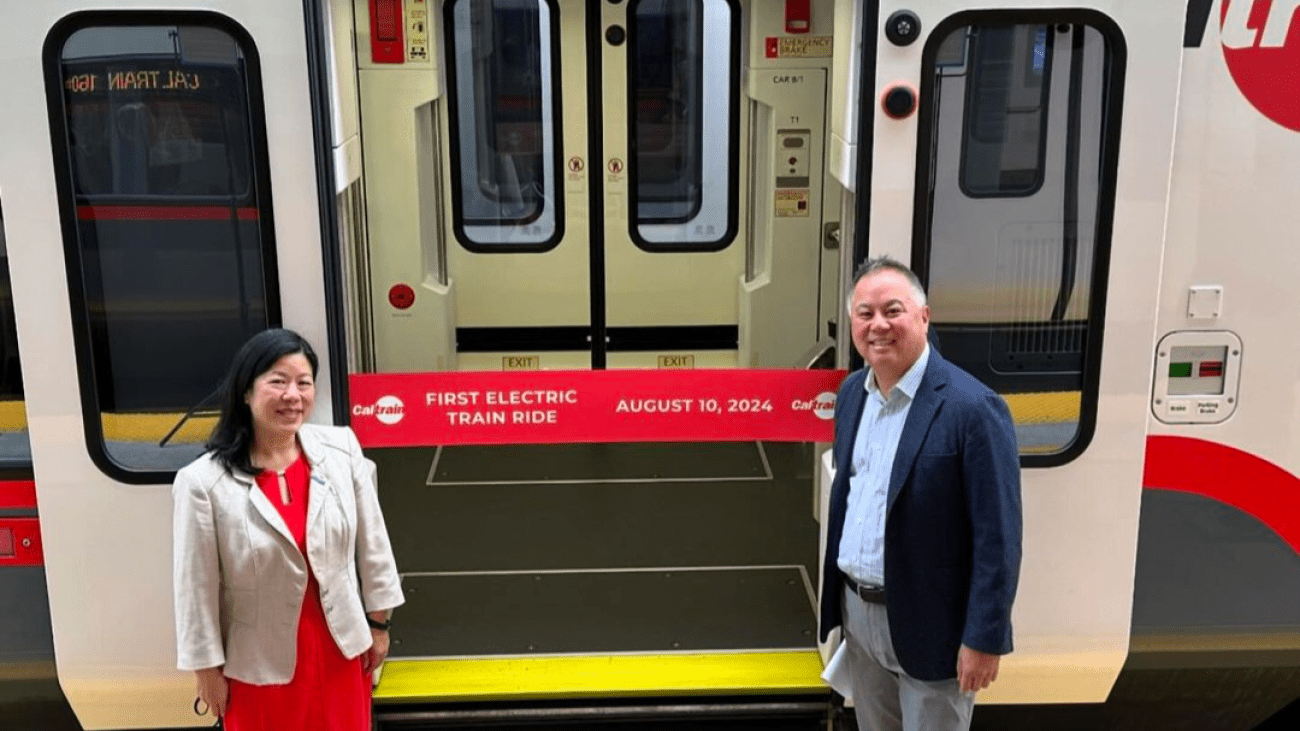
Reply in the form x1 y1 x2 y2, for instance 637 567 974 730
0 1 1297 730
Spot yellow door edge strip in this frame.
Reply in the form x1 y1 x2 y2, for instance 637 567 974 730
1001 391 1081 425
373 651 830 703
101 412 216 444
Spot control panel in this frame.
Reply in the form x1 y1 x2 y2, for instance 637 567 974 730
1152 331 1242 424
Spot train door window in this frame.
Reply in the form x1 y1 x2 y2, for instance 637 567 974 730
47 17 278 478
916 18 1122 462
629 0 738 248
446 0 562 250
960 26 1051 197
0 207 29 463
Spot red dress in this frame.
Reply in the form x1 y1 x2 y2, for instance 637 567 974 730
224 454 372 730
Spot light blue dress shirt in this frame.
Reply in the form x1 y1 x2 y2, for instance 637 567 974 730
836 345 931 587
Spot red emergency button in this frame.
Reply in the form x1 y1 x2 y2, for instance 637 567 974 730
369 0 405 63
389 283 415 309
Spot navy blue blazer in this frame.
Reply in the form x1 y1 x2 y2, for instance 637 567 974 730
818 350 1022 681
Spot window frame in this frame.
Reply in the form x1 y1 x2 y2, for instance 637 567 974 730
956 24 1055 199
443 0 566 254
43 10 281 485
626 0 741 253
910 9 1127 469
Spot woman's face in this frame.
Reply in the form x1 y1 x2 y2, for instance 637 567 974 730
246 353 315 440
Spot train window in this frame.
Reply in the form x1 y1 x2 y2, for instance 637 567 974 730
48 19 279 478
960 26 1052 197
629 0 738 249
446 0 563 250
916 19 1121 462
0 209 30 464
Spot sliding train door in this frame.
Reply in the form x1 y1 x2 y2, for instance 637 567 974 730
0 2 340 727
826 0 1184 704
598 0 745 368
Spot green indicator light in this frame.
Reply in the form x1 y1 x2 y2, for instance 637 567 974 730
1169 362 1193 378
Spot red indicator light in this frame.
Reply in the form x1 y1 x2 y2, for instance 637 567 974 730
1199 361 1224 378
766 37 780 58
389 283 416 310
785 0 811 34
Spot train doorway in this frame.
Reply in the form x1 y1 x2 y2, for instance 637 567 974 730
355 0 836 373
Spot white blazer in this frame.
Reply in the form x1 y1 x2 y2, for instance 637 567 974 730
172 424 405 684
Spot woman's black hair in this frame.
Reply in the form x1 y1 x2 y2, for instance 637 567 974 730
206 328 319 476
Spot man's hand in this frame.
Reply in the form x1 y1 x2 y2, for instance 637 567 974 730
956 645 1000 693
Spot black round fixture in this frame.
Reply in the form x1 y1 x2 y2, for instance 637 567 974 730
885 10 921 46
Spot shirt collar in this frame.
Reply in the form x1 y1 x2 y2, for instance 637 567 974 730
865 343 931 401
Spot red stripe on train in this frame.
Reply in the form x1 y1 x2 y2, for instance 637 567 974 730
77 205 259 221
1144 435 1300 554
0 480 36 510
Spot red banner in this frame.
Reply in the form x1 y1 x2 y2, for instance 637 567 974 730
349 369 847 447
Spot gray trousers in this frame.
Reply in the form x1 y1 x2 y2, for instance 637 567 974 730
842 590 974 731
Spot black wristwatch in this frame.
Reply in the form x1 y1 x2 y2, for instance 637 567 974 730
367 616 391 631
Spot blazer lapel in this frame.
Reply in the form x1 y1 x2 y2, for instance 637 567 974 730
245 474 297 547
305 471 329 540
886 354 948 516
299 426 329 540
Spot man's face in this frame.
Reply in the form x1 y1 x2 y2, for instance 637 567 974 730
849 269 930 384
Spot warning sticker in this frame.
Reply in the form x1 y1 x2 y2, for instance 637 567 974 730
407 3 429 62
775 189 810 218
779 36 833 58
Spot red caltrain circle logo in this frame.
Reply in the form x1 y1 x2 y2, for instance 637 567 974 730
353 395 405 425
1222 0 1300 131
792 392 837 420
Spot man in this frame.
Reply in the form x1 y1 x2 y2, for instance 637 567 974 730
819 256 1022 731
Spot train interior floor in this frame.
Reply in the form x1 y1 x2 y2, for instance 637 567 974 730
368 441 828 706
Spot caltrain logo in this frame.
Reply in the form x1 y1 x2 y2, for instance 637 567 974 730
792 392 837 420
353 395 405 425
1221 0 1300 131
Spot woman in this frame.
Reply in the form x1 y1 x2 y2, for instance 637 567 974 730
173 329 404 729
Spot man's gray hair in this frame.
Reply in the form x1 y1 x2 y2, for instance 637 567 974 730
845 255 928 311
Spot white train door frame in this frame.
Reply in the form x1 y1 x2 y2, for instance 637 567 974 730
0 1 338 727
837 0 1184 703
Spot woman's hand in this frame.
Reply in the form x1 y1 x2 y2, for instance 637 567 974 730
194 667 228 718
361 628 390 675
